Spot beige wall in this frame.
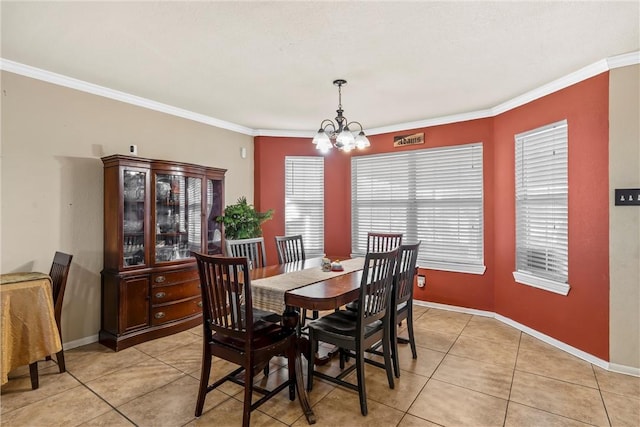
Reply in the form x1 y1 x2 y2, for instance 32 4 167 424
0 71 254 346
609 64 640 370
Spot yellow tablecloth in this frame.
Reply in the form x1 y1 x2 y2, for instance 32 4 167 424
0 273 62 385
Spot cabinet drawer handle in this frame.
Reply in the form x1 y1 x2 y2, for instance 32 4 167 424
155 292 166 299
154 312 166 319
155 276 166 283
197 301 203 308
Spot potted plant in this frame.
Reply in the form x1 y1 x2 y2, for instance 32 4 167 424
216 196 274 239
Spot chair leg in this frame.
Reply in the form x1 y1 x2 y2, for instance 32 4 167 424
195 346 212 417
382 324 395 389
242 367 254 427
391 318 400 378
355 345 367 416
56 349 66 373
407 307 417 359
29 362 39 390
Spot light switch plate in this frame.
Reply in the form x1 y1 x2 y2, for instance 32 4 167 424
615 188 640 206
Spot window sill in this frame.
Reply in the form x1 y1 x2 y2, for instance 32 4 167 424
418 261 486 275
513 271 570 296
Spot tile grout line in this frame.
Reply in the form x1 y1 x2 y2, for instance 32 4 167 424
63 368 140 427
396 307 470 426
503 331 523 427
592 363 614 427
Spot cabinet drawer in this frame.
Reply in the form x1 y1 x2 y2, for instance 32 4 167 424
151 268 198 287
152 280 201 303
151 297 202 326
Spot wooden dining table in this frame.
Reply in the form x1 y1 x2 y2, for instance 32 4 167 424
0 272 62 389
248 256 365 425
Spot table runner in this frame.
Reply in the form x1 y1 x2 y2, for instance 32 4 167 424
251 258 364 313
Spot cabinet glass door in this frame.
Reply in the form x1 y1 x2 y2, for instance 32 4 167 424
123 170 146 267
206 178 223 255
155 173 202 262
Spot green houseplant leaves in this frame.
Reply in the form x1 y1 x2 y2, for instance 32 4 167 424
216 196 274 240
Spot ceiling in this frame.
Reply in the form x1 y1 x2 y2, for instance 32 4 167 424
2 1 638 136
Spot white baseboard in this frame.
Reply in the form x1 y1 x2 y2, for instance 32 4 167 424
609 363 640 377
63 334 99 351
413 300 640 378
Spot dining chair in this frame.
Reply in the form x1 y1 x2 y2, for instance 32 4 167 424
275 234 305 264
345 232 403 315
389 242 420 377
193 253 299 427
366 232 403 253
274 234 318 325
29 251 73 389
306 248 398 416
225 237 267 269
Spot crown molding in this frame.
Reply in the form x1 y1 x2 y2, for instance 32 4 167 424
0 58 255 136
2 51 638 138
491 59 610 116
255 129 315 138
366 109 494 136
607 50 640 69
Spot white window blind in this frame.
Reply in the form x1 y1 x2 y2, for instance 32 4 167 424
514 120 569 295
285 156 324 256
351 143 484 274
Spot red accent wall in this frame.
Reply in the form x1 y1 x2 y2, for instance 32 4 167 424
255 118 496 312
493 73 610 360
254 73 610 360
254 137 352 264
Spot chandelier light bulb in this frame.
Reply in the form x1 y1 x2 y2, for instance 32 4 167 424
312 130 330 147
355 131 370 149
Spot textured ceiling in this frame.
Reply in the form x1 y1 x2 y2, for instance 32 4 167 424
1 1 638 134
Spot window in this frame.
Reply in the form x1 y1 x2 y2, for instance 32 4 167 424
285 156 324 256
514 120 569 295
351 143 484 274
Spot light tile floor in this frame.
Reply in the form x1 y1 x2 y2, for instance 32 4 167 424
2 306 639 426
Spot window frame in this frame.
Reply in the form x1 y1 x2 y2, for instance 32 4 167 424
284 156 325 257
513 119 570 295
351 143 485 275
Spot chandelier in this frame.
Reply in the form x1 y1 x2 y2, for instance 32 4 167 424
312 79 370 153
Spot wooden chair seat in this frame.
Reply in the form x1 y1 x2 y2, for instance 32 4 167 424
305 311 383 337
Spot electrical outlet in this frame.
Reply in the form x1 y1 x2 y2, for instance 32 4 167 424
417 275 426 288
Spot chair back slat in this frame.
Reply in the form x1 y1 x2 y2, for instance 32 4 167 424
225 237 267 269
194 253 253 345
275 235 306 264
358 249 398 328
394 242 420 305
366 232 403 253
49 251 73 327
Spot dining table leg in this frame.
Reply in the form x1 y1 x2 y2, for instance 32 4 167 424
283 308 316 424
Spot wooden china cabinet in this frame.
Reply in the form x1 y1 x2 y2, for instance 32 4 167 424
100 155 225 351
